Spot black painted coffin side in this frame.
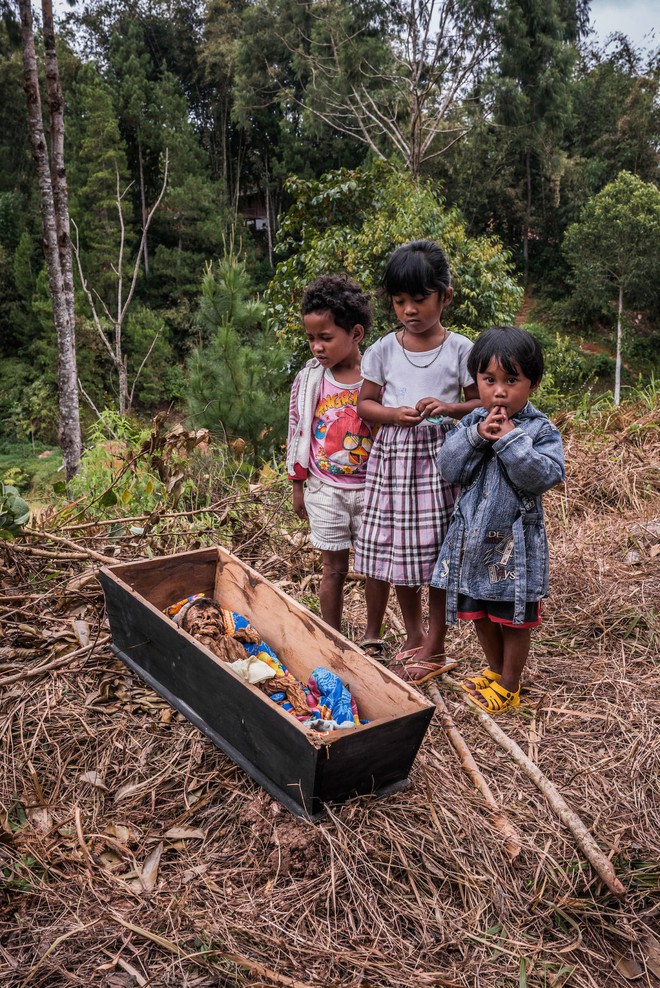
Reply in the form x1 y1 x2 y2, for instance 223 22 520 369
100 569 322 817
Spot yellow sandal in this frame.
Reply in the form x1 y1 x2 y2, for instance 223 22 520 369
461 668 501 694
468 680 520 714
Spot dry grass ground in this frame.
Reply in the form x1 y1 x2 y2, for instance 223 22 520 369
0 403 658 988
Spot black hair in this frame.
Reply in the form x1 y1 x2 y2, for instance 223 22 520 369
468 326 544 386
381 240 452 299
301 274 373 333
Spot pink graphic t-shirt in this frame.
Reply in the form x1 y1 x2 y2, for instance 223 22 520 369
308 370 373 489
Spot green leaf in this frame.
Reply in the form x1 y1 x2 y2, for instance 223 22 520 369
99 490 118 508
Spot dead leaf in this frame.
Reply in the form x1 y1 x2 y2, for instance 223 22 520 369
139 841 163 892
98 850 124 873
117 958 147 986
27 806 51 833
181 863 210 884
650 544 660 559
646 935 660 978
163 826 205 840
80 771 108 790
105 824 133 843
71 619 91 647
614 952 643 980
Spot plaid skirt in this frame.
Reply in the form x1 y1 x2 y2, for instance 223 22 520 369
354 422 455 586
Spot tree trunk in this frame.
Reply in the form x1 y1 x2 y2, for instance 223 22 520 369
264 154 273 269
614 283 623 406
138 139 149 275
523 149 531 282
19 0 81 479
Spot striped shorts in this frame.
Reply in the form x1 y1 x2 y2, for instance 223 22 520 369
354 422 455 586
304 474 365 551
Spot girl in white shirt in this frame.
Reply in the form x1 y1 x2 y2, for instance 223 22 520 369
355 240 480 683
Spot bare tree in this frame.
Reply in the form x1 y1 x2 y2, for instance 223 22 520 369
19 0 82 478
287 0 498 177
73 155 169 416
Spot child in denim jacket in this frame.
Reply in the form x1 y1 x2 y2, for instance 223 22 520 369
432 326 565 714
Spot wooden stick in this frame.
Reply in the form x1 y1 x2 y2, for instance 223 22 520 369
435 676 626 898
0 638 109 686
20 531 119 565
427 682 522 862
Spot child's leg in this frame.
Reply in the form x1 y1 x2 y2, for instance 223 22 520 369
466 617 530 696
463 616 503 695
364 577 390 642
319 548 350 631
393 584 425 653
414 586 448 660
499 625 531 693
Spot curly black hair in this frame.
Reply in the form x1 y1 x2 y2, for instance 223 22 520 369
301 274 373 333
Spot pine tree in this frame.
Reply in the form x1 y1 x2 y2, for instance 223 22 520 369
186 253 289 462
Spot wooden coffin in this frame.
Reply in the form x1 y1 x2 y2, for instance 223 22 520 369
100 546 434 820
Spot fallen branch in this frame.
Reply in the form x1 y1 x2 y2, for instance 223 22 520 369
8 543 97 562
426 681 522 862
436 676 626 898
0 637 109 686
22 530 120 565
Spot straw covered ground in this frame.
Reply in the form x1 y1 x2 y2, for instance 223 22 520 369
1 403 659 988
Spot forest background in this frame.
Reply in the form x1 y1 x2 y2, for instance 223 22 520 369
0 0 658 516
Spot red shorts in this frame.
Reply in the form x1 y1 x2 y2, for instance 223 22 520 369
456 594 542 628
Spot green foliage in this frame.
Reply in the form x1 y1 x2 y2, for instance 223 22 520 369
267 162 522 359
67 411 156 518
0 358 58 445
123 304 177 408
0 483 30 538
66 410 210 520
0 443 63 503
525 323 594 415
67 63 134 304
563 171 660 319
186 255 290 462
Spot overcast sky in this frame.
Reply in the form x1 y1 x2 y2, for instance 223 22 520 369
588 0 658 48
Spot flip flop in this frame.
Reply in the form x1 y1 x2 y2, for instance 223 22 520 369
393 645 422 662
466 680 520 714
358 639 388 662
390 657 458 685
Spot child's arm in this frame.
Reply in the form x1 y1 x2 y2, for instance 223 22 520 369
357 379 423 428
292 480 307 520
494 425 565 494
437 416 491 486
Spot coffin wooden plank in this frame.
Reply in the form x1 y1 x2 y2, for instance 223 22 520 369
312 711 432 804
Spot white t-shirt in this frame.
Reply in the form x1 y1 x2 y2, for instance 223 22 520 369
360 330 474 409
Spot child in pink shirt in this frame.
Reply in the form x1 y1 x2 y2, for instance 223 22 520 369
286 275 389 658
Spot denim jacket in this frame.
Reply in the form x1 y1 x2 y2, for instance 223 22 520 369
431 401 565 625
